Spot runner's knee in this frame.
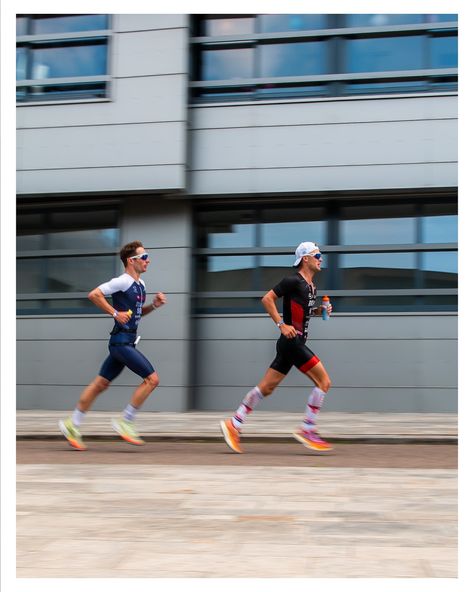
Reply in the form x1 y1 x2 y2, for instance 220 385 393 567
318 376 331 393
95 376 110 391
144 372 159 389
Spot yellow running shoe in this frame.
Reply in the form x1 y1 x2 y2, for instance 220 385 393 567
293 429 333 453
58 417 87 451
112 418 145 446
220 418 242 453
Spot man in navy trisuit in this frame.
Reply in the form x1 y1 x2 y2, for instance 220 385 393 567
220 241 333 454
59 240 166 450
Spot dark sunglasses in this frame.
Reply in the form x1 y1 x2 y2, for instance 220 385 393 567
130 253 149 261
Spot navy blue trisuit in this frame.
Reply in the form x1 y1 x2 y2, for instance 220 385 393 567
97 273 155 381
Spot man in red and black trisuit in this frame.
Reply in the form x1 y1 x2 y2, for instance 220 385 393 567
220 241 333 454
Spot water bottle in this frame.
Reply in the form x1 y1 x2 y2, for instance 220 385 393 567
321 295 330 321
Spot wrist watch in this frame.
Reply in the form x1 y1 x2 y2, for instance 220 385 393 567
276 320 284 328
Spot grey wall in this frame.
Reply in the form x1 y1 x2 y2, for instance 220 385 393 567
16 15 190 195
189 95 457 195
194 313 457 413
16 198 193 411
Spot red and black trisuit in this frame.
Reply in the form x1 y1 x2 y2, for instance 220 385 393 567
270 272 321 375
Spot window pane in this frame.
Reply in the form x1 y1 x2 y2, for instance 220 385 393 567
260 41 327 77
202 17 254 36
345 14 424 27
201 48 253 80
345 80 427 95
340 253 416 289
16 47 27 80
346 36 424 73
48 228 119 249
17 260 45 293
17 16 28 36
430 35 457 68
336 295 418 311
196 210 256 248
421 214 457 243
340 209 416 245
32 15 108 34
46 256 116 292
31 42 107 79
261 207 327 247
194 297 262 314
259 14 328 33
426 14 458 23
197 256 256 291
260 255 329 291
421 252 457 288
46 299 98 312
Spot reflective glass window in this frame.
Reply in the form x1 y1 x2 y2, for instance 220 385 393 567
16 47 27 80
197 256 256 291
421 252 457 288
260 41 327 77
202 48 254 80
340 206 416 245
196 210 256 248
346 36 425 73
426 14 458 23
16 16 28 35
340 253 416 289
31 42 107 79
345 80 427 95
202 17 254 36
421 214 457 243
45 256 116 292
259 14 328 33
32 15 108 34
345 14 424 27
430 35 457 68
260 254 328 290
17 260 45 293
261 208 327 247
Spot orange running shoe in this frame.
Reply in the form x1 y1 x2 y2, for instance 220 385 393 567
220 418 242 453
58 418 87 451
112 418 145 446
293 429 333 453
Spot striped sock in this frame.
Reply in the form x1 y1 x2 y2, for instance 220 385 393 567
231 386 264 430
302 387 326 432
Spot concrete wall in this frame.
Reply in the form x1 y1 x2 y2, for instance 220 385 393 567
189 94 457 195
193 313 457 412
16 198 193 411
16 15 190 195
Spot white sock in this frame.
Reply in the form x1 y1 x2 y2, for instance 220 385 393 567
302 387 326 432
72 408 86 427
123 403 138 422
232 386 264 430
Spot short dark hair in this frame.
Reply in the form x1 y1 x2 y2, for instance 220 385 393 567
120 240 143 267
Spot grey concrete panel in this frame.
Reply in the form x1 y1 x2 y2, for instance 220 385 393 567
17 164 185 194
122 199 192 249
17 384 188 411
114 14 188 32
114 28 188 78
195 314 458 341
17 294 190 341
17 76 188 129
190 162 457 195
18 122 184 170
191 120 456 170
17 339 188 386
194 339 457 388
191 95 457 130
195 386 457 413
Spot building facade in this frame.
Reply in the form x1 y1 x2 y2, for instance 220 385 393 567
16 14 458 412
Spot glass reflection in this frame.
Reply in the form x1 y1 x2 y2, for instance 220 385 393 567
197 210 256 248
32 15 108 34
421 215 457 243
260 41 327 77
346 14 424 27
430 35 458 68
31 43 107 79
202 48 253 80
421 252 457 288
340 253 416 289
260 255 327 290
346 36 424 72
341 217 416 245
198 256 256 291
259 14 327 33
203 17 254 36
16 47 27 80
16 17 28 35
46 256 116 292
262 221 326 247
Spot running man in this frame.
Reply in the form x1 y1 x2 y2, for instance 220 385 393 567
220 241 333 454
59 240 166 450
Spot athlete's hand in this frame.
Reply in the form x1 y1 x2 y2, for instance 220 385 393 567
115 310 132 324
280 323 298 339
153 292 167 308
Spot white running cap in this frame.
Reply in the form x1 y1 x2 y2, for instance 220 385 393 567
293 241 319 267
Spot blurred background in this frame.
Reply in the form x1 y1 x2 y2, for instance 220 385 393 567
16 13 458 414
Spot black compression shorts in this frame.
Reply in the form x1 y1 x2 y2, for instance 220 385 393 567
270 335 320 376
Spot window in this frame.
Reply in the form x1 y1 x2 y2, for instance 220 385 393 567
191 14 458 102
16 14 110 103
17 204 120 314
194 197 457 313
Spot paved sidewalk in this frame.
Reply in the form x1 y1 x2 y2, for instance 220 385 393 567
17 410 458 442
